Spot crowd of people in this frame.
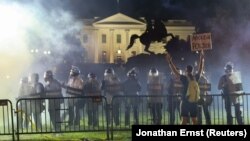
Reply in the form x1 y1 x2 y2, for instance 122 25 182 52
16 51 244 131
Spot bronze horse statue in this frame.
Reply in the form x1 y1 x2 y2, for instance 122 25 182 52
126 18 174 54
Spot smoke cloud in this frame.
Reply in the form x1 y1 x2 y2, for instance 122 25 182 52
0 0 84 101
161 0 250 94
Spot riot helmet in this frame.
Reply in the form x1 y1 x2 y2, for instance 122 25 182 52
70 66 80 76
44 70 53 82
127 70 137 78
104 68 115 76
88 72 97 80
149 67 159 77
224 62 234 74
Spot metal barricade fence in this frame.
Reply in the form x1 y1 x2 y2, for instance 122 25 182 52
110 95 171 140
1 93 250 140
110 93 250 140
0 99 15 141
16 96 109 141
209 93 248 125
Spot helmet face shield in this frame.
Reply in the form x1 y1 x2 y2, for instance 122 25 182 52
44 70 53 82
224 62 234 74
88 73 97 80
104 68 115 76
149 68 159 77
127 70 137 78
70 66 80 76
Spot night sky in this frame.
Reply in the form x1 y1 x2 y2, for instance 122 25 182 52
18 0 250 76
2 0 250 93
14 0 250 32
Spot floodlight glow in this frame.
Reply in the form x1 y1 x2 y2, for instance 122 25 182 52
0 4 32 43
0 3 34 100
6 75 10 79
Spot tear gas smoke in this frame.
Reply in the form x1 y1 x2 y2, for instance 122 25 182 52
0 0 83 101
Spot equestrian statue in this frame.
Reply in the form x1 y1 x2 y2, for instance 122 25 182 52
127 17 174 54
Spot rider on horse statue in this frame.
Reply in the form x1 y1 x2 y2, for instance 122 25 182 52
127 17 174 54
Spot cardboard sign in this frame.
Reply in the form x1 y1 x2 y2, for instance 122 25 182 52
190 33 212 51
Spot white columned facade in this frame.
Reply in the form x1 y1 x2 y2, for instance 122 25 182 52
81 13 196 64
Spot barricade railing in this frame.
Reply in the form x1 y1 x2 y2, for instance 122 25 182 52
209 93 248 125
110 95 170 140
0 99 15 141
16 96 109 141
110 93 250 140
1 93 250 140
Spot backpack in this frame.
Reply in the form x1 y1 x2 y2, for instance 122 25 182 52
186 76 200 103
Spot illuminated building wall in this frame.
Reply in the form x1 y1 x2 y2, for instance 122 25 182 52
81 13 195 63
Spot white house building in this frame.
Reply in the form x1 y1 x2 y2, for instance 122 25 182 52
80 13 195 63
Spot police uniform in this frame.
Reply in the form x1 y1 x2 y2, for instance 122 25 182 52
218 62 244 125
167 75 182 124
28 73 45 130
197 75 211 125
65 67 84 127
101 68 122 126
122 70 141 125
83 74 101 127
44 74 62 131
17 77 30 129
147 69 164 125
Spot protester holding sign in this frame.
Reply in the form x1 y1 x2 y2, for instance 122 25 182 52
165 51 205 125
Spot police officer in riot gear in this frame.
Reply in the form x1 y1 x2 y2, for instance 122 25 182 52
28 73 45 130
147 68 164 125
44 70 62 131
17 76 30 129
83 73 101 127
66 66 84 128
122 68 142 125
218 62 244 125
167 69 182 125
101 68 122 126
197 71 212 125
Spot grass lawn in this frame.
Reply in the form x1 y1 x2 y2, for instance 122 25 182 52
1 131 131 141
